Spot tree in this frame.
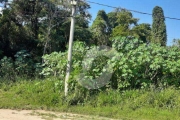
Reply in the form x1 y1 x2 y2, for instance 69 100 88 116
38 0 71 55
132 23 151 43
91 10 110 45
152 6 167 46
38 0 92 54
172 39 180 48
110 9 138 38
0 0 92 60
107 8 119 30
0 8 35 59
74 14 92 44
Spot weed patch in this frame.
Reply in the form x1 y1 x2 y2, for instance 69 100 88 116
0 79 180 120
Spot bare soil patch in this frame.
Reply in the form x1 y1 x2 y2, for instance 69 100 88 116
0 109 116 120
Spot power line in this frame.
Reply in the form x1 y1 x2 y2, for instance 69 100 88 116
86 0 180 21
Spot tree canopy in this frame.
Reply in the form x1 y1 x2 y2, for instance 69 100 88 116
90 10 110 45
152 6 167 46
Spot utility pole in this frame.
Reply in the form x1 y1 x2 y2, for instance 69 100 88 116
65 0 77 97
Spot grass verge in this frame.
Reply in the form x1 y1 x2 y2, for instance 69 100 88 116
0 78 180 120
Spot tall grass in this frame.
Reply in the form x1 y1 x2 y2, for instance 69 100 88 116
0 78 180 120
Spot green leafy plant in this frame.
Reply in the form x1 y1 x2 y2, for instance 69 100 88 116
14 50 34 77
110 36 180 90
0 56 16 81
41 52 67 78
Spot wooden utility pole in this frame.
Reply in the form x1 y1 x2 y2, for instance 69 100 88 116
65 0 77 97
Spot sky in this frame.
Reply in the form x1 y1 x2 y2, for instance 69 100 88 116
87 0 180 45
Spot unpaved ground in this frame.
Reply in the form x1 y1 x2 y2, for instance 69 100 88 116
0 109 116 120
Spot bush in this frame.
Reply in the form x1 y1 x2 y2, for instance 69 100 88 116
40 38 180 92
110 36 180 89
14 50 35 77
0 56 16 81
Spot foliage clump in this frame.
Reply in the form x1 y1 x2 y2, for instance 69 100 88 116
152 6 167 46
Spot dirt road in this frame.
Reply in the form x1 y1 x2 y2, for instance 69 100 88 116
0 109 115 120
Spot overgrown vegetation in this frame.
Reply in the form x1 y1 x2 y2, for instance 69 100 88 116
0 1 180 119
2 36 180 89
1 37 180 119
0 79 180 120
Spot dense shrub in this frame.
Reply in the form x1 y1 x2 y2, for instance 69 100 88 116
40 38 180 91
110 36 180 89
2 38 180 91
0 50 42 81
0 56 16 81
